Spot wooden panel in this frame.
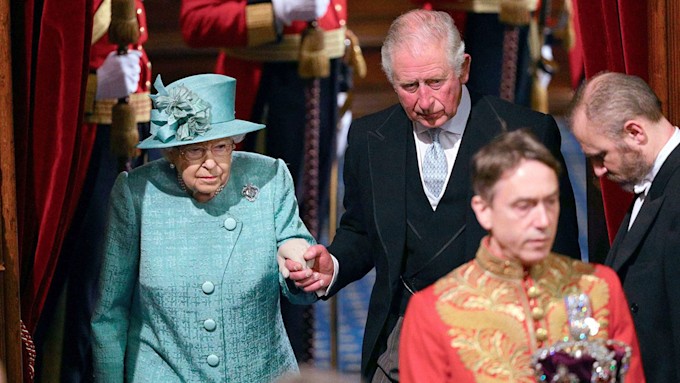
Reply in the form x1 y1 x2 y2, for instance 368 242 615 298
648 0 667 115
666 0 680 125
0 0 23 379
648 0 680 124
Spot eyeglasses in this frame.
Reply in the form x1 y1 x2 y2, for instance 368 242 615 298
180 141 235 162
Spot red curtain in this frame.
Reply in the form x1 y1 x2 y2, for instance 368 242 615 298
14 0 95 349
572 0 648 243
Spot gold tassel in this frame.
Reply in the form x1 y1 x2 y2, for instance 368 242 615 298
531 74 549 114
109 0 140 47
345 29 367 79
111 100 140 158
553 0 576 50
298 21 330 79
109 0 140 158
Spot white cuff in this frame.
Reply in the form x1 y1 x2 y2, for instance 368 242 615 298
315 253 339 297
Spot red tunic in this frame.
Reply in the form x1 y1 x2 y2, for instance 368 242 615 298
400 239 645 383
179 0 347 121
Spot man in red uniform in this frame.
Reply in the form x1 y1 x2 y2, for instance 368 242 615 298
179 0 348 362
399 130 645 382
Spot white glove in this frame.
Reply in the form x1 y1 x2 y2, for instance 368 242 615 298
95 50 142 100
271 0 330 27
277 238 313 278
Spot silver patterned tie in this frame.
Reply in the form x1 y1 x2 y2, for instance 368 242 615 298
423 129 447 196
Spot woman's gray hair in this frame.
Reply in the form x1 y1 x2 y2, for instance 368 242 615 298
381 9 466 84
231 133 246 144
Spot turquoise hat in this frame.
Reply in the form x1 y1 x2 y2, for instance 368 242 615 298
137 74 264 149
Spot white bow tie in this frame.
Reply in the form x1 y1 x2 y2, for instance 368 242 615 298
633 180 651 197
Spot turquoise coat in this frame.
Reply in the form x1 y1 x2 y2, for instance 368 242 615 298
91 152 316 382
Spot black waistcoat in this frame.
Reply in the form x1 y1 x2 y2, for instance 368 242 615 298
399 131 471 313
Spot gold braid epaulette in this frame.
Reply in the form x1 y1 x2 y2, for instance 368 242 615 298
84 74 151 124
222 27 346 63
92 0 112 44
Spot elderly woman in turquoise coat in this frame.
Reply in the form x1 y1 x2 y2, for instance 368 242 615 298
90 73 317 382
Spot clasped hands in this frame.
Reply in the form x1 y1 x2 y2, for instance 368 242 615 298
278 243 334 293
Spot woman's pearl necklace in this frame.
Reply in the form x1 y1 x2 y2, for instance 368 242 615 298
213 183 225 197
177 171 225 198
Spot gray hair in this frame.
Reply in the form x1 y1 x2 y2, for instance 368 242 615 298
381 9 466 84
569 72 663 139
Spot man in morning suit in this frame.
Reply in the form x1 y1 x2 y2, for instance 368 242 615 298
569 71 680 382
286 9 580 382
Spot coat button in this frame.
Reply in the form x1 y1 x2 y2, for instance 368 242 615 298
224 217 237 230
531 307 545 320
535 328 548 341
204 319 216 332
527 286 540 299
202 281 215 294
630 303 639 314
207 354 219 367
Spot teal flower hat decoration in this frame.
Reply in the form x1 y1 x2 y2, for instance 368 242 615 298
138 74 265 149
150 80 211 142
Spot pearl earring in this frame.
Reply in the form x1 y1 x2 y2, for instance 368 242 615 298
169 163 175 169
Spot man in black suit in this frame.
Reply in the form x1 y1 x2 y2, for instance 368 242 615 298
569 71 680 382
285 9 580 382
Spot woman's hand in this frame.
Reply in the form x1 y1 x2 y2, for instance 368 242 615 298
285 244 334 293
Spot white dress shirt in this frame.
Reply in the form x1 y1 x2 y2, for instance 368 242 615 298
414 85 471 210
